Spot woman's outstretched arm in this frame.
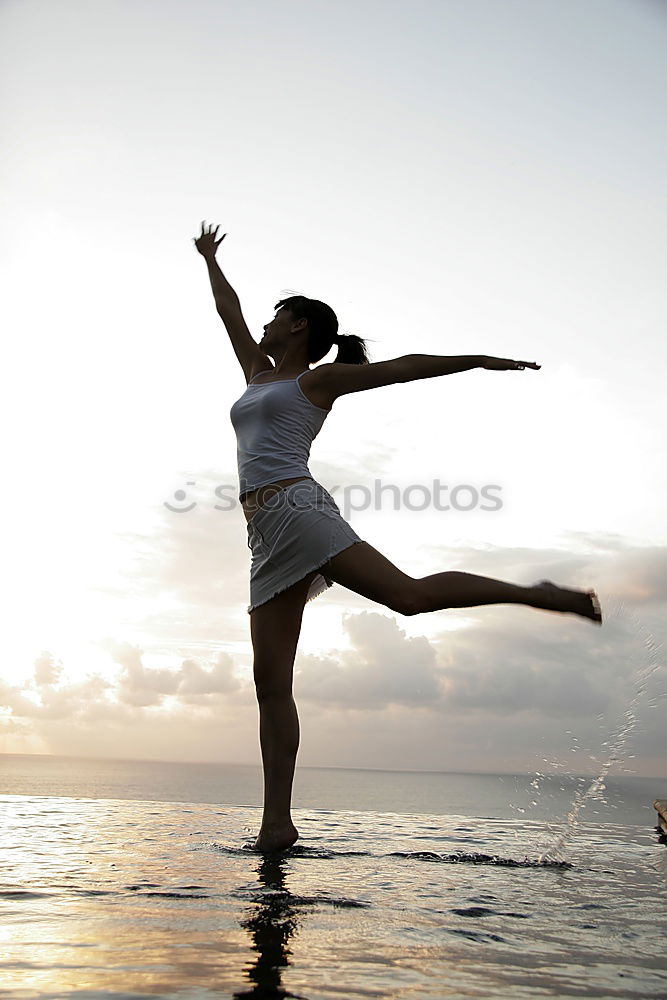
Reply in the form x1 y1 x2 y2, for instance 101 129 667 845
404 354 541 377
315 353 540 404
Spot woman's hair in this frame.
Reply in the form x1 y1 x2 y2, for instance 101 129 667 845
275 294 371 366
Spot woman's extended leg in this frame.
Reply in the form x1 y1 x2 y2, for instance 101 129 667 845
324 542 601 623
249 569 321 853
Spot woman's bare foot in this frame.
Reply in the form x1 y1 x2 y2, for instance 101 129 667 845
532 580 602 625
253 819 299 854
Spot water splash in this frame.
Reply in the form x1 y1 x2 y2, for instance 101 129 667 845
536 595 664 863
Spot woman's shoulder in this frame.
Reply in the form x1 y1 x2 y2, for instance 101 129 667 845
297 367 334 412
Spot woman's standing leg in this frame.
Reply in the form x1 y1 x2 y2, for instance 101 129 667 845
249 570 320 852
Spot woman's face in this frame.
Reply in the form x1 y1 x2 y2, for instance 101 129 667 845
260 307 299 350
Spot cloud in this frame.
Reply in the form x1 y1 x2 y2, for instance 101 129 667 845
295 587 664 731
295 611 442 709
100 638 244 707
0 641 245 723
34 651 63 686
0 666 115 721
178 658 240 696
106 640 180 706
437 621 611 716
599 543 667 606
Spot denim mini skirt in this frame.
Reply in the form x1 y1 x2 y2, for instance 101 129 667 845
246 478 364 614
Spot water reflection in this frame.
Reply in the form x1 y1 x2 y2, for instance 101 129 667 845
235 854 309 1000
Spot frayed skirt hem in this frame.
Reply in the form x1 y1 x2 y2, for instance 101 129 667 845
247 539 364 614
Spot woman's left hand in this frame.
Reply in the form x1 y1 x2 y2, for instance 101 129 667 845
482 356 541 371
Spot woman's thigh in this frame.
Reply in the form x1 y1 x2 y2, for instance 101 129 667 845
323 541 421 615
250 569 321 698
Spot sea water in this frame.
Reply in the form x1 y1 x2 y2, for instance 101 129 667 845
1 757 666 999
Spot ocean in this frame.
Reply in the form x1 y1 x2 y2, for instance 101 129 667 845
1 754 666 999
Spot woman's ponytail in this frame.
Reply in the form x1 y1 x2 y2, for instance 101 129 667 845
332 332 371 366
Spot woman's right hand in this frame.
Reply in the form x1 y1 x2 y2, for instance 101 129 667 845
193 221 227 258
482 356 541 371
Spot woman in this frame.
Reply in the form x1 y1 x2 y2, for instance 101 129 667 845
194 221 602 854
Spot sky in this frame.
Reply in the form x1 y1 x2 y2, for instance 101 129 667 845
1 0 666 777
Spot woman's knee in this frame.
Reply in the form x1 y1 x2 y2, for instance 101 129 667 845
252 640 298 701
390 581 426 616
253 668 293 703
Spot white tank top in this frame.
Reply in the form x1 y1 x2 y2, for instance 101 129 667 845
229 371 330 502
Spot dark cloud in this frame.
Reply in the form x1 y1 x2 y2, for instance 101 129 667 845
437 625 610 716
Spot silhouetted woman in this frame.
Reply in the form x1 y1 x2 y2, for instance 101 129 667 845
194 221 602 853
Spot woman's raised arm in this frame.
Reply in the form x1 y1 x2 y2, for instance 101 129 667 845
193 221 269 382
